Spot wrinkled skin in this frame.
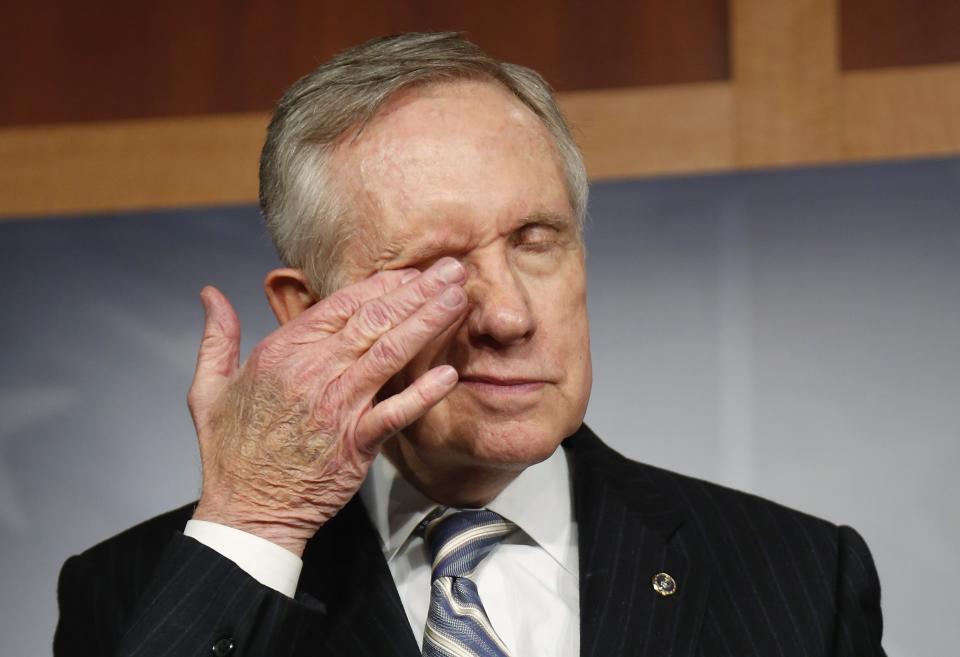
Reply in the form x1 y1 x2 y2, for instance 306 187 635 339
189 81 592 556
190 262 469 555
335 81 591 504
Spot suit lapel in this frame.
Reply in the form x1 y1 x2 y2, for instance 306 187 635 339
567 426 712 657
297 496 421 657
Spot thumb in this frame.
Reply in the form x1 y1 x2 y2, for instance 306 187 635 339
190 286 241 402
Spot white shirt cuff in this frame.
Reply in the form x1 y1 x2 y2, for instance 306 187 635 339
184 519 303 598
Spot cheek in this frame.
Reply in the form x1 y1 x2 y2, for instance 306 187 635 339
531 262 588 332
534 269 591 390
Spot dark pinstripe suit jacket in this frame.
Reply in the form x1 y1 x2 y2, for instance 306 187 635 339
55 425 886 656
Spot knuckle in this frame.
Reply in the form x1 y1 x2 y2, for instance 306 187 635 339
317 375 347 410
357 299 396 334
198 332 223 353
378 404 409 436
420 304 451 330
322 291 358 322
369 335 406 370
407 304 452 339
414 381 434 408
403 275 432 299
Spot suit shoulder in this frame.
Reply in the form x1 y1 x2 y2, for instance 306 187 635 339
641 459 838 537
568 427 847 565
643 459 847 559
568 428 841 544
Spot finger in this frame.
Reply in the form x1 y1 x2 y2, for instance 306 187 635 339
278 259 466 390
338 257 467 354
291 268 420 337
354 365 458 452
342 283 467 401
189 286 241 409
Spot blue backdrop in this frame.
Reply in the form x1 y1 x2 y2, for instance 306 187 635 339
2 157 958 656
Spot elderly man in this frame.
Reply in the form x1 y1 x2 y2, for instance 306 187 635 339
55 33 885 657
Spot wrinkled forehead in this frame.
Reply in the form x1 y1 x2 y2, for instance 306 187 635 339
342 82 560 194
328 80 574 261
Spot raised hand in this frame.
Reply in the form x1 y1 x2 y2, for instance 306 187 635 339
188 258 468 556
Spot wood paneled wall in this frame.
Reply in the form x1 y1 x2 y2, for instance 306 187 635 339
2 0 959 218
841 0 960 70
2 1 728 126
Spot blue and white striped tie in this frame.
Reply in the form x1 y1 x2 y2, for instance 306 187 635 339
422 509 517 657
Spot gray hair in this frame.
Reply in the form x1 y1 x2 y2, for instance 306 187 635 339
258 32 588 296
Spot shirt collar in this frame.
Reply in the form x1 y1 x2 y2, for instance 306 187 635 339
359 447 578 576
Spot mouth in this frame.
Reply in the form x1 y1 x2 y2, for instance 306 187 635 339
458 375 547 396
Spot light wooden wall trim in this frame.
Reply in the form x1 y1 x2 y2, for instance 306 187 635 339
842 63 960 159
731 0 842 167
4 0 960 219
560 83 734 179
0 113 267 219
0 85 733 219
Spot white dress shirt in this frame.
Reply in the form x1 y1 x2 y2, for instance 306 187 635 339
185 448 579 656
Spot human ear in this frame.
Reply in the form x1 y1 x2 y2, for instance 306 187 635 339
264 268 317 325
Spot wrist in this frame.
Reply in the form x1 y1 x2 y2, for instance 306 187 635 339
193 498 312 558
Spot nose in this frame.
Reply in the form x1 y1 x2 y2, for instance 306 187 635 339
465 258 536 347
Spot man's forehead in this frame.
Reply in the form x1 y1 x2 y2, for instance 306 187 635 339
339 81 556 177
329 79 574 275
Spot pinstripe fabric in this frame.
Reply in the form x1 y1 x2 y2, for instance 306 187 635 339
56 424 885 656
55 499 419 657
567 426 885 657
422 510 516 657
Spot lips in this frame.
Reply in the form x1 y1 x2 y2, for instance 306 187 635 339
456 375 548 404
459 375 546 386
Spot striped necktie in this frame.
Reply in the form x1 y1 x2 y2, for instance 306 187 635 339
422 509 517 657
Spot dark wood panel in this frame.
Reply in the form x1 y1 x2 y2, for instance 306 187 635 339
841 0 960 70
1 0 728 126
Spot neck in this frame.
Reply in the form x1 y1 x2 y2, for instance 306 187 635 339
382 437 524 507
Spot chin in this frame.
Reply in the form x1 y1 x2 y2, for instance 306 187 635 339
385 401 586 506
423 413 577 470
441 383 587 464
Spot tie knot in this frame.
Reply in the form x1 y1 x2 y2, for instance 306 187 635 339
425 509 516 580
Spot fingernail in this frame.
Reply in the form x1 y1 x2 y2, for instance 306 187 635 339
438 366 458 385
437 258 465 283
439 286 464 308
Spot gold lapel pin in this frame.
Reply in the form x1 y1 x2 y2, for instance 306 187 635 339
652 572 677 596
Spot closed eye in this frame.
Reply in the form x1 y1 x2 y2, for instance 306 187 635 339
514 223 562 251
